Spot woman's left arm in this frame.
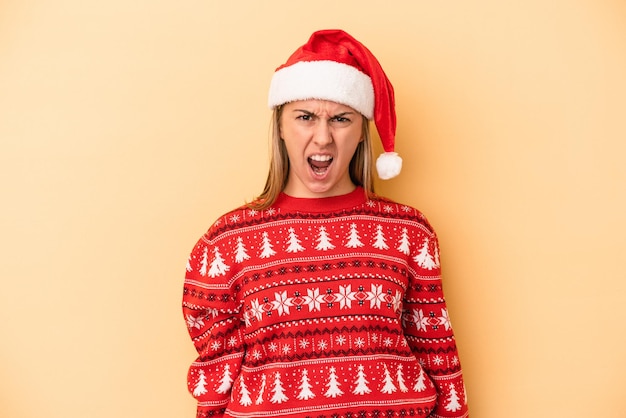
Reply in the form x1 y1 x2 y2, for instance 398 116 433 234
403 228 469 417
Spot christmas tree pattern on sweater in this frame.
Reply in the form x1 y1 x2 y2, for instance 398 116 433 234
183 189 468 417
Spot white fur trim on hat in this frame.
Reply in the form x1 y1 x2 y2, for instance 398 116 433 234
268 60 375 119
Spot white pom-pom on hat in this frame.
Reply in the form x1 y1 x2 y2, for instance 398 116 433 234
268 29 401 179
376 152 403 180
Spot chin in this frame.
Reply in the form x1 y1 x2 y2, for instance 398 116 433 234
306 183 345 197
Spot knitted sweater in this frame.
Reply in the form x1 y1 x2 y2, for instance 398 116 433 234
183 187 468 418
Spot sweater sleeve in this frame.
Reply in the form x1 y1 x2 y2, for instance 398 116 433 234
403 228 469 417
182 230 245 418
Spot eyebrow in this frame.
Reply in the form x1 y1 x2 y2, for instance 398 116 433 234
292 109 356 118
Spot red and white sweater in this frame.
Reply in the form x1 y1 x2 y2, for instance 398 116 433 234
183 188 469 417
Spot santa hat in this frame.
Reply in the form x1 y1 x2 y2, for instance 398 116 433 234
268 29 402 180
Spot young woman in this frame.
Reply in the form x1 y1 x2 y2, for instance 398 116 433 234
183 29 469 418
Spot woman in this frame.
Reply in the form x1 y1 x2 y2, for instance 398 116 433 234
183 29 469 418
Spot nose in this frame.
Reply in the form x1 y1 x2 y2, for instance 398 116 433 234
312 122 333 146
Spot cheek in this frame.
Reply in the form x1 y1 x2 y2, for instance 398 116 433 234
280 123 300 142
281 126 309 150
343 130 365 154
281 138 303 163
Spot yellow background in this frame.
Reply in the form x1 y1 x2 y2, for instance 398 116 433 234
1 1 625 417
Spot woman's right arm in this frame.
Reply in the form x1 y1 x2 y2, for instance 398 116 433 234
182 233 245 417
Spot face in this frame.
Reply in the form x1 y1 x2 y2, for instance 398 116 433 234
279 100 364 198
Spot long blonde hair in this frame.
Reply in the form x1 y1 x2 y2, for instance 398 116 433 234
248 106 375 210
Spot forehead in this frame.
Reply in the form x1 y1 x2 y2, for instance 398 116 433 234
283 99 358 114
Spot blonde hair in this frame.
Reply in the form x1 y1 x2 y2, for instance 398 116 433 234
248 106 375 210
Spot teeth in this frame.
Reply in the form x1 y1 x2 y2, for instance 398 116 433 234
309 155 332 162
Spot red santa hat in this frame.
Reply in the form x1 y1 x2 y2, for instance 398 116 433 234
268 29 402 180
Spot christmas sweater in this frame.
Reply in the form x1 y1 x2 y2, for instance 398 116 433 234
183 187 469 418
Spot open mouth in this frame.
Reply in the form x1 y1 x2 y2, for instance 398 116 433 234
308 155 333 175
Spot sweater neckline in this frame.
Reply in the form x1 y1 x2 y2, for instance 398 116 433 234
274 187 367 213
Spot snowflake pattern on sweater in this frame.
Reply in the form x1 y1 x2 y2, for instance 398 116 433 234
183 188 469 418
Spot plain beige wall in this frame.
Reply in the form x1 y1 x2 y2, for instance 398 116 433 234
1 1 625 417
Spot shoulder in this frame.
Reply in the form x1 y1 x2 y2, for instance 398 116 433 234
197 199 294 242
186 204 254 260
365 193 437 235
199 203 259 241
